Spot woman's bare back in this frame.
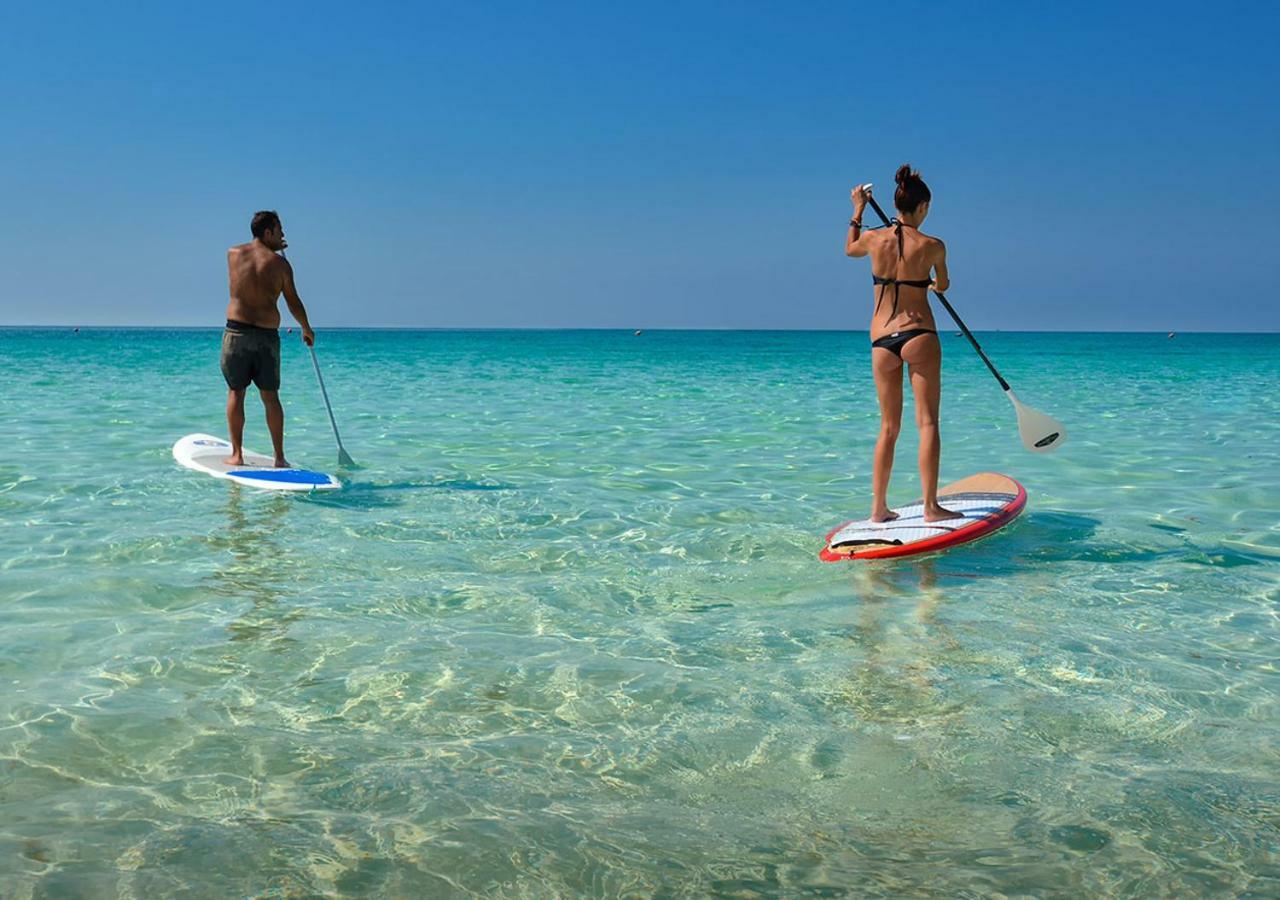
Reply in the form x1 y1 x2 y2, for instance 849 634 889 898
867 224 943 338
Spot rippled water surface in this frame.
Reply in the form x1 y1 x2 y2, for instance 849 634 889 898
1 328 1277 896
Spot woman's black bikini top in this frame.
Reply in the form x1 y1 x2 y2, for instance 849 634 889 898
872 221 931 323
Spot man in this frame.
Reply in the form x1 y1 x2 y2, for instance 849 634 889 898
220 210 315 467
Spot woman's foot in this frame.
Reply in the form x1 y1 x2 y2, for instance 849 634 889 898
222 454 244 466
923 503 963 522
869 507 900 524
273 457 292 468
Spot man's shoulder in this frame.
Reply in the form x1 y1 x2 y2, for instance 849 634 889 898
228 243 285 266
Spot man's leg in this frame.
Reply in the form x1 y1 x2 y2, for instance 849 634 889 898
224 388 247 465
260 390 288 467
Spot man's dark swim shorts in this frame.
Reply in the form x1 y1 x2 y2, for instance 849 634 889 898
220 320 281 391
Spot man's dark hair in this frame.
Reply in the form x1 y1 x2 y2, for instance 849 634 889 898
250 210 281 239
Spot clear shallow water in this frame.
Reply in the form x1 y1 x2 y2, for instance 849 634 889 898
0 328 1277 897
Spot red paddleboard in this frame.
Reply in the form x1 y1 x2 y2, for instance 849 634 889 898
820 473 1026 562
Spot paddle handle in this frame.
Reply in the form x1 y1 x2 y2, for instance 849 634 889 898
863 194 1011 392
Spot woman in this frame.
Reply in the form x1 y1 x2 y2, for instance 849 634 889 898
846 165 959 523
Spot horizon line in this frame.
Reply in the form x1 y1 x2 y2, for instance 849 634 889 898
1 325 1278 336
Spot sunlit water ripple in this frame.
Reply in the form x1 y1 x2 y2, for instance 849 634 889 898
1 328 1277 896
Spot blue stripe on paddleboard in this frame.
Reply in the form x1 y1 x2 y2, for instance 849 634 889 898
227 469 334 485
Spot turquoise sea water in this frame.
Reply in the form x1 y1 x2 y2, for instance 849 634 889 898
1 328 1277 897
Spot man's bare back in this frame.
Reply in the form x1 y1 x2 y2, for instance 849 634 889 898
226 241 292 329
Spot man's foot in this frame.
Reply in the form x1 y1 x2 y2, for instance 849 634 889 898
869 508 900 524
222 454 245 466
923 503 964 522
273 457 292 469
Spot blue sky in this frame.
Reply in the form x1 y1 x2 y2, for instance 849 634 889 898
0 1 1275 330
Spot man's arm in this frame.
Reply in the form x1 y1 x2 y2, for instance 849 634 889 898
931 239 949 293
280 257 316 346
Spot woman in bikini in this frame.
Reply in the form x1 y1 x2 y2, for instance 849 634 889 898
846 165 960 524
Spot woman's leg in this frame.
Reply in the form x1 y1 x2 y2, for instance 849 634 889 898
870 348 904 522
903 334 961 522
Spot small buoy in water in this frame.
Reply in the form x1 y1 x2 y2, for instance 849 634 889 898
953 331 962 337
634 329 643 336
73 327 80 333
287 327 294 334
1167 332 1176 339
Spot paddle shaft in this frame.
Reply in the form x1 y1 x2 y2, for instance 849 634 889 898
863 194 1011 392
309 346 354 465
280 249 355 466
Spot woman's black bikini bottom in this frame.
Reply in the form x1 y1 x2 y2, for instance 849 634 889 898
870 328 937 358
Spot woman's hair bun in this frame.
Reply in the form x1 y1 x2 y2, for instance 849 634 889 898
893 164 931 214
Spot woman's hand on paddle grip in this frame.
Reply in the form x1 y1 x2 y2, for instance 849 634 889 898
851 184 871 216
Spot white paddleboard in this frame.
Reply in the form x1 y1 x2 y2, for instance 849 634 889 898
172 433 341 492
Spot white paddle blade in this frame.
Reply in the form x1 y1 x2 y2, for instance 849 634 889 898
1006 390 1066 453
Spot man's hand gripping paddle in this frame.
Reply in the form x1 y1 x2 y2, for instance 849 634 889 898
861 185 1066 453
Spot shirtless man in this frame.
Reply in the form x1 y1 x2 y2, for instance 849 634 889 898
221 210 315 467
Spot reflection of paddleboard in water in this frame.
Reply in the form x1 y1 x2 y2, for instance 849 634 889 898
820 472 1025 561
172 434 341 492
